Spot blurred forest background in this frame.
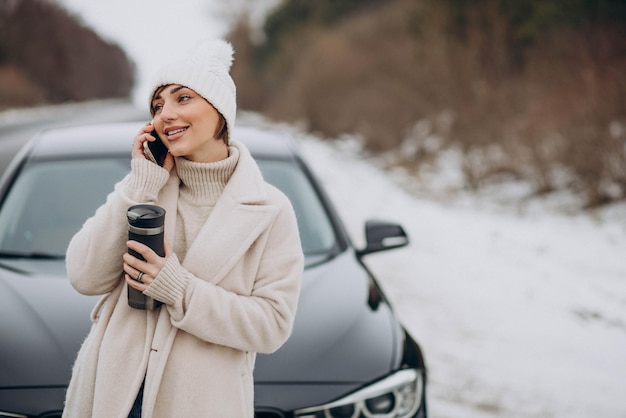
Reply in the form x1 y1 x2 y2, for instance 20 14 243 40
1 0 625 208
0 0 134 107
229 0 626 208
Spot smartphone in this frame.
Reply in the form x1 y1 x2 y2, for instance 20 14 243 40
145 126 168 166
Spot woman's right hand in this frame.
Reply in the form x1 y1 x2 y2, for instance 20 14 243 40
132 122 175 172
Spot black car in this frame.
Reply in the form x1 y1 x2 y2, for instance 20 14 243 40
0 122 427 418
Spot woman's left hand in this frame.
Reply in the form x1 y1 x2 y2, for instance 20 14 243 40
123 238 172 291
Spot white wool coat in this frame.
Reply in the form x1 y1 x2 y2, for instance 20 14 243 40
63 140 303 417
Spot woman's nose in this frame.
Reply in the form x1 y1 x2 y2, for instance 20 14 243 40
157 102 176 121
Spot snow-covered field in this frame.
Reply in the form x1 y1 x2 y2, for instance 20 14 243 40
281 124 626 418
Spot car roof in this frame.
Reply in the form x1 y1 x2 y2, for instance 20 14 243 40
27 121 299 161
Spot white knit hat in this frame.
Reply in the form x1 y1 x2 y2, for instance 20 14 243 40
148 39 236 140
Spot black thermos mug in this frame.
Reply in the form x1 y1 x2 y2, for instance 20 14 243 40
126 204 166 310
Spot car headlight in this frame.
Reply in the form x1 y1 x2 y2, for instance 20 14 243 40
294 368 423 418
0 412 28 418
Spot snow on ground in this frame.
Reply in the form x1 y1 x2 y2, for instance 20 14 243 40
248 118 626 418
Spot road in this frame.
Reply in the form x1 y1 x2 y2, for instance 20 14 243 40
0 100 146 175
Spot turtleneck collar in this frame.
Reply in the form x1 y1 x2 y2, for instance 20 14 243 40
175 146 239 206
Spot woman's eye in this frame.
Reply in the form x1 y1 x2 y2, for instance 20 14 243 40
151 103 163 113
178 95 191 103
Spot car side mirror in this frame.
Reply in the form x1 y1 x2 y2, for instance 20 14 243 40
356 220 409 257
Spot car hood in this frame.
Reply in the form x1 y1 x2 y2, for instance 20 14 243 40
0 259 97 388
255 251 401 384
0 251 402 394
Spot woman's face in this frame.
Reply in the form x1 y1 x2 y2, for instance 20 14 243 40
151 84 226 162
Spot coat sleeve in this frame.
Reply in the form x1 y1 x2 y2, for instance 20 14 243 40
144 192 304 354
66 158 170 296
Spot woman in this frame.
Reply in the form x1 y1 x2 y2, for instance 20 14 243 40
62 39 303 417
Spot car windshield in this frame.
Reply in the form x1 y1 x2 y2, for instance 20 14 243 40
0 158 130 258
0 156 337 263
256 159 337 260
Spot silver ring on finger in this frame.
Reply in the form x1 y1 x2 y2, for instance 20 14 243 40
136 271 144 283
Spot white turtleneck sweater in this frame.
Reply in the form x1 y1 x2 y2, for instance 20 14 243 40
173 146 239 262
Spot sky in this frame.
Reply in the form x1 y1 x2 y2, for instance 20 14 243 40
55 0 277 106
52 2 626 417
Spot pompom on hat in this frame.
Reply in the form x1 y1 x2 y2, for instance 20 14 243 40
148 39 236 140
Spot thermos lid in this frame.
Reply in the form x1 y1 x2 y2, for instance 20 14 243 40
127 204 166 228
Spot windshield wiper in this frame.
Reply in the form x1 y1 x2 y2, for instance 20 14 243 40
0 250 65 260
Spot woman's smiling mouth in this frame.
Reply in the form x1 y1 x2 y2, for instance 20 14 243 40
165 126 188 140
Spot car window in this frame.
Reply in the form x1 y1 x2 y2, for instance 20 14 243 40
256 159 337 258
0 156 337 262
0 158 129 257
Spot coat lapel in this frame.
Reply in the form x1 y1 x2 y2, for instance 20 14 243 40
159 164 180 243
172 141 278 285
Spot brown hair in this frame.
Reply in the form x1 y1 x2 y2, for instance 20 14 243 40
215 113 229 144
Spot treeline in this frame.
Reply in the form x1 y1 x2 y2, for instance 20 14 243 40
0 0 134 109
229 0 626 207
